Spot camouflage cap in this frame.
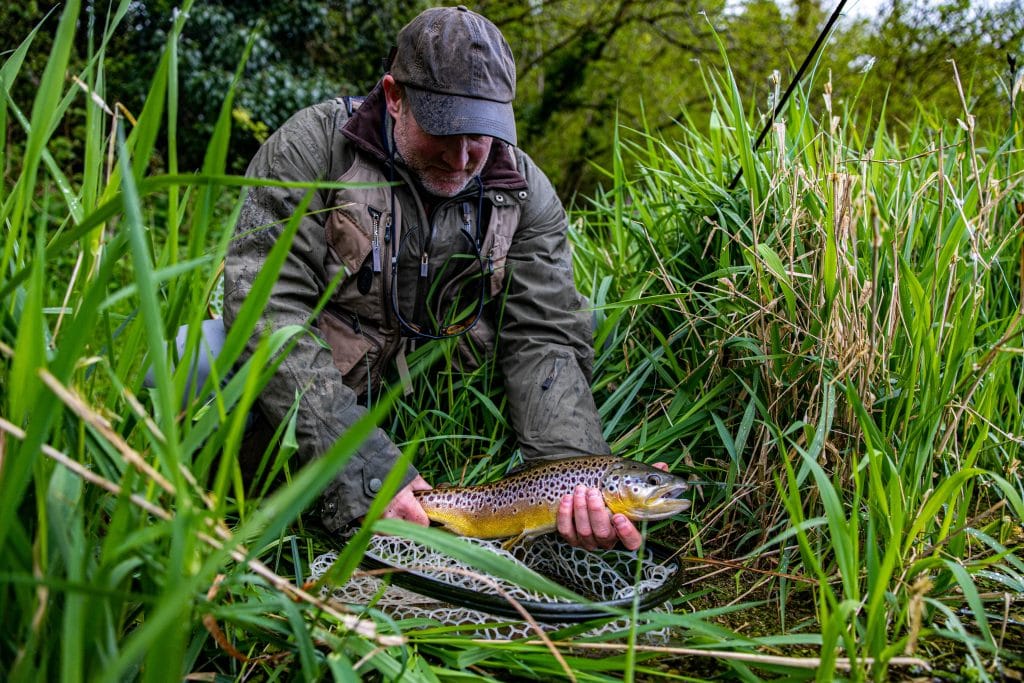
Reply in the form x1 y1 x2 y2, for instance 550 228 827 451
390 5 517 146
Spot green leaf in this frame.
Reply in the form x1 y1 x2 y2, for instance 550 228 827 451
755 243 796 319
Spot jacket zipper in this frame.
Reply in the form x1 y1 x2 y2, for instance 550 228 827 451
461 201 472 234
367 206 382 272
541 355 565 391
380 207 408 393
413 215 436 328
382 210 394 330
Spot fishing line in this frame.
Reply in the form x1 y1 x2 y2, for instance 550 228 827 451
728 0 849 190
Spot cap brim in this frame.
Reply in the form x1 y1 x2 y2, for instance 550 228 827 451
405 86 517 147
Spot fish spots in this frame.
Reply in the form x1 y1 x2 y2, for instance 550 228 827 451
417 455 690 538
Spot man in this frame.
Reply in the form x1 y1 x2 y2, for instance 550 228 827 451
224 6 649 550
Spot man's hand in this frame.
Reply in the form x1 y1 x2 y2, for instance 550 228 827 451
381 475 432 526
556 462 670 551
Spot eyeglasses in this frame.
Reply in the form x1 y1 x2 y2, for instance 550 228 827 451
388 195 488 340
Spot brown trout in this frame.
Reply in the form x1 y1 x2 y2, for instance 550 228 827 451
414 455 691 545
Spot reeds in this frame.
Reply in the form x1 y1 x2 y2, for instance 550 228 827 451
2 3 1022 681
569 50 1024 681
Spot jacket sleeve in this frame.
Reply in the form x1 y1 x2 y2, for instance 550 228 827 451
497 151 612 459
223 100 416 531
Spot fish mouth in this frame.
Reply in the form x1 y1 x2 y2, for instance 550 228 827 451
662 485 689 500
637 486 692 518
652 484 690 505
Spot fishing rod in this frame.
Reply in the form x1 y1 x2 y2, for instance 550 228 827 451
728 0 850 191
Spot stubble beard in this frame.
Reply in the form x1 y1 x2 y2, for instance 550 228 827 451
405 158 475 198
392 114 479 198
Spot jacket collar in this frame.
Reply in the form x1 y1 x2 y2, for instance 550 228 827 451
341 81 528 192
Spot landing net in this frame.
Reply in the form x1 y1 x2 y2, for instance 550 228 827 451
310 533 681 640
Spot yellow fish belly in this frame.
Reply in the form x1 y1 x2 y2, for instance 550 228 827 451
414 456 624 540
416 485 560 539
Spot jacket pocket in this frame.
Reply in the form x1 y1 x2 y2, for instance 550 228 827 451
324 200 379 277
481 203 521 297
455 312 496 370
317 309 383 394
522 350 570 439
323 154 397 280
514 349 607 456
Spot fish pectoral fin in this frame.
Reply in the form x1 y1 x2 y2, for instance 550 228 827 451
500 530 544 551
500 534 526 551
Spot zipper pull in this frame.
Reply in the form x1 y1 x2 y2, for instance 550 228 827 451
541 356 565 391
367 207 382 272
461 201 471 232
420 251 429 278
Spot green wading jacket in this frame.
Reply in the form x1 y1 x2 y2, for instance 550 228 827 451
223 83 610 532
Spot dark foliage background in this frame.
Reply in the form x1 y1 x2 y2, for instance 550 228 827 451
2 0 1021 195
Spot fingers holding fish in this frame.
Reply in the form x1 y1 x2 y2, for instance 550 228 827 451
556 485 596 549
556 491 579 546
573 486 599 550
556 485 623 551
588 487 621 550
611 514 642 551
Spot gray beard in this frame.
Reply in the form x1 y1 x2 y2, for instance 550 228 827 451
395 150 477 198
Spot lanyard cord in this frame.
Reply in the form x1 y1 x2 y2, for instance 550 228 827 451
728 0 849 190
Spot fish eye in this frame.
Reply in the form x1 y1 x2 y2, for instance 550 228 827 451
646 474 661 486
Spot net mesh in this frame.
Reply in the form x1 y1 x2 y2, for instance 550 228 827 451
310 534 678 640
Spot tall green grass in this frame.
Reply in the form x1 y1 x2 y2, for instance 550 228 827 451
569 53 1024 680
2 3 1022 682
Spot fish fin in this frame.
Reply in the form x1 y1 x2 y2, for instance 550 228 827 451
504 461 535 476
500 530 543 551
505 454 584 475
500 535 525 551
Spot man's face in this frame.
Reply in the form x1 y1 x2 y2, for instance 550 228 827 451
385 78 493 198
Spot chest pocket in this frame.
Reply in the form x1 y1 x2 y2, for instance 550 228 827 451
319 154 401 390
481 198 521 297
323 155 402 318
324 157 391 274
